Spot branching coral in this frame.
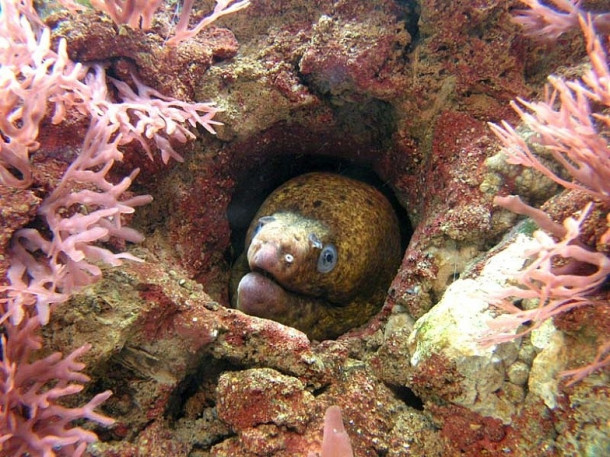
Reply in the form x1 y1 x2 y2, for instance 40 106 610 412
484 204 610 336
0 0 247 453
0 323 114 456
489 21 610 201
0 1 222 327
89 0 165 29
486 7 610 383
0 0 88 188
167 0 251 45
60 0 251 45
513 0 610 39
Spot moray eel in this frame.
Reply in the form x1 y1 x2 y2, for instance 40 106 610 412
231 172 401 340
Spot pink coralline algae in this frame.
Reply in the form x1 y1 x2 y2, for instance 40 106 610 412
1 0 609 455
0 335 114 456
0 0 246 454
54 0 250 45
485 8 610 383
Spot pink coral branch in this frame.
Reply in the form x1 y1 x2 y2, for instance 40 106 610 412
493 195 566 237
0 0 89 188
0 5 222 187
1 0 249 453
2 114 154 327
103 71 221 163
0 0 237 324
512 0 581 40
1 323 114 456
83 0 251 45
483 206 610 345
308 406 354 457
489 77 610 201
513 0 610 39
90 0 164 29
320 406 354 457
561 340 610 385
167 0 251 45
486 13 610 382
571 15 610 106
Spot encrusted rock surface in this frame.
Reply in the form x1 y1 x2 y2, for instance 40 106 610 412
2 0 609 456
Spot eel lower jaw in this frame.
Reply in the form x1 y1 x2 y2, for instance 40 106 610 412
236 271 291 318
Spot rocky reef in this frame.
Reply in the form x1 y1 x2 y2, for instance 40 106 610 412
1 0 608 456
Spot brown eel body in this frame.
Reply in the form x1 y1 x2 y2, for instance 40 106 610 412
231 172 401 340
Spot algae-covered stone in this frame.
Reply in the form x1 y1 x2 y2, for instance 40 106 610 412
407 232 540 423
216 368 314 433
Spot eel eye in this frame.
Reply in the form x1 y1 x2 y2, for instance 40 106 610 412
317 244 337 273
253 216 275 237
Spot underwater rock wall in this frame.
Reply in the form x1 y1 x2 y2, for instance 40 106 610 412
2 0 609 456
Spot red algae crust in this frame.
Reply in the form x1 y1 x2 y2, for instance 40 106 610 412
2 0 608 456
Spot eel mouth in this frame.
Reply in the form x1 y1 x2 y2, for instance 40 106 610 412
252 266 274 280
236 270 289 318
250 265 283 289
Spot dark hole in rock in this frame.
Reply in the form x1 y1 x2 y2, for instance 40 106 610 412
227 152 412 339
86 359 145 442
228 155 412 260
165 356 241 423
446 271 461 286
396 0 421 50
312 383 330 397
388 384 424 411
163 357 241 449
